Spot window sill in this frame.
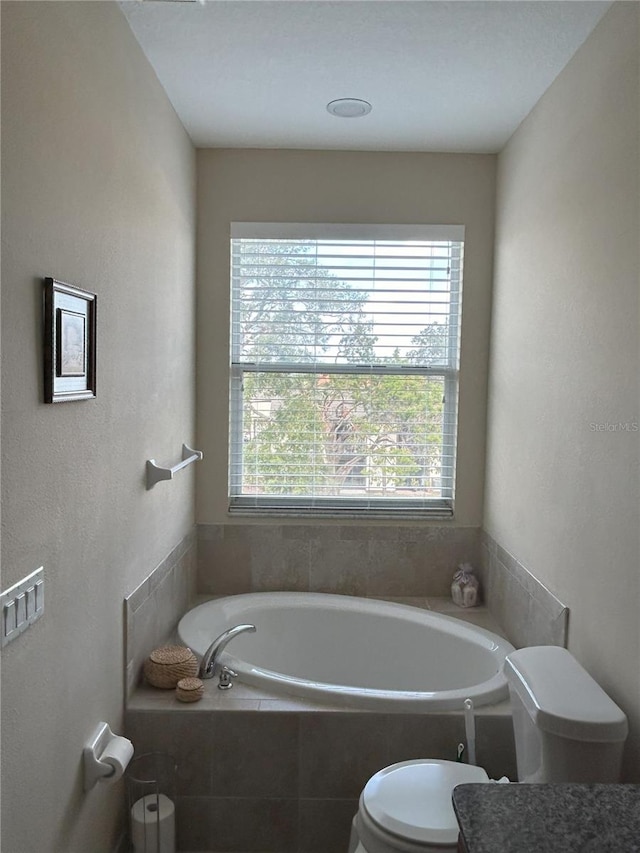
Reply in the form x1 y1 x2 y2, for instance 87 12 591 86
228 503 454 522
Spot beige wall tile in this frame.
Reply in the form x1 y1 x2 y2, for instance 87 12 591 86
480 532 568 649
197 538 252 594
299 714 391 798
299 799 359 853
308 538 368 595
196 523 483 599
208 712 299 798
177 796 298 852
125 534 198 695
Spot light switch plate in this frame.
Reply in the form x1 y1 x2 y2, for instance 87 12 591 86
1 567 44 647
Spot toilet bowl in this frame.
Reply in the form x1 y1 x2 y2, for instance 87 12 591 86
348 646 628 853
348 759 489 853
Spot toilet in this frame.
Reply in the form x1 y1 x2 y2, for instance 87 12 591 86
348 646 628 853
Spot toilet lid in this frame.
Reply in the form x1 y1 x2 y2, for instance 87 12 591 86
363 759 489 845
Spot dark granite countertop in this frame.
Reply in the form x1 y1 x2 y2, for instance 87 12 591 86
452 783 640 853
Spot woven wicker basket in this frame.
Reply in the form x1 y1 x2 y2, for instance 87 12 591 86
143 645 199 689
176 677 205 703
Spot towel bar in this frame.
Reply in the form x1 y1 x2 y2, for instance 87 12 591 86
146 444 203 490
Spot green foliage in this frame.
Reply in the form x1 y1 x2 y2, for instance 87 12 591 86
236 240 371 364
243 370 446 497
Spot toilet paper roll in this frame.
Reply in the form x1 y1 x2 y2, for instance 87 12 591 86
99 736 134 784
131 794 175 853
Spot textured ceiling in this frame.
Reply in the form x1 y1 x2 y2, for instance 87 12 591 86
120 1 610 152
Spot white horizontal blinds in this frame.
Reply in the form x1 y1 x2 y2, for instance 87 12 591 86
229 224 464 515
231 240 461 368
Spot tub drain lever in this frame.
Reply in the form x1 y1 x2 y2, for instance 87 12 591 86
218 666 237 690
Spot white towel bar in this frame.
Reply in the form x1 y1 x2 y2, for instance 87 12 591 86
146 444 203 490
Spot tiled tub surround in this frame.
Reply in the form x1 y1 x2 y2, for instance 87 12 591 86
197 523 481 598
126 682 516 852
480 531 569 649
121 525 561 852
125 599 515 853
124 530 197 698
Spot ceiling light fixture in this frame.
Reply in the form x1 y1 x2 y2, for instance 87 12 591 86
326 98 372 119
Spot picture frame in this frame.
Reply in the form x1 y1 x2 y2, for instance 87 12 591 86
43 277 97 403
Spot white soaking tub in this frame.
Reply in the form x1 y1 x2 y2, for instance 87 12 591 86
178 592 514 711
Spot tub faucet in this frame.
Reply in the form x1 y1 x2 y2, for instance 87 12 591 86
198 623 256 680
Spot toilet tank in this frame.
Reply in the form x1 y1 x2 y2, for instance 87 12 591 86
505 647 628 783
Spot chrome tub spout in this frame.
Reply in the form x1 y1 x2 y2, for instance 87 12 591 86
198 623 256 680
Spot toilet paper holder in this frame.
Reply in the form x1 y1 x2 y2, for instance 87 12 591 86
83 721 134 791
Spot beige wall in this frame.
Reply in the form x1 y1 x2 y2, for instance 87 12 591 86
485 2 640 778
196 149 496 525
1 3 195 850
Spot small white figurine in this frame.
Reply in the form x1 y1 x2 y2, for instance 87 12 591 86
451 563 479 608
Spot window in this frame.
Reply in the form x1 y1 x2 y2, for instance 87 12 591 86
229 223 464 517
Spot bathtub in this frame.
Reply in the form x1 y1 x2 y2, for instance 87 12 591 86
178 592 514 711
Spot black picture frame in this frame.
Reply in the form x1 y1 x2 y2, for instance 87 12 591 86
43 277 97 403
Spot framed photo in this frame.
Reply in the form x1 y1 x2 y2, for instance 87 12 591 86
43 277 96 403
